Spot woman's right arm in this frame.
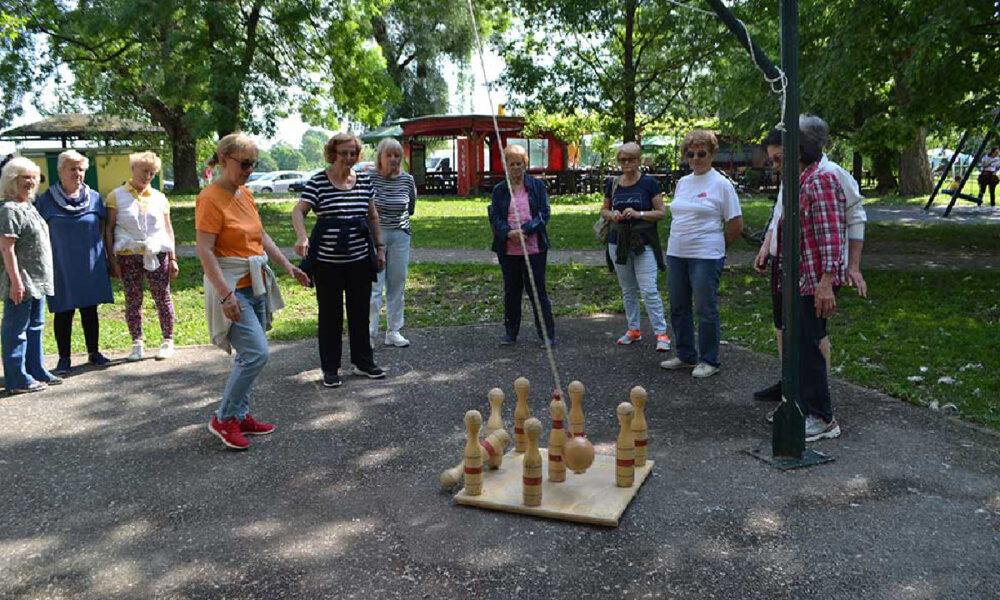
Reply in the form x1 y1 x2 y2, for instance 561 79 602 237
0 237 23 303
291 200 312 258
105 207 120 279
196 230 241 322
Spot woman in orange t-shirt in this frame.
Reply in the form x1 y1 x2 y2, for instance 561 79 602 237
195 133 310 451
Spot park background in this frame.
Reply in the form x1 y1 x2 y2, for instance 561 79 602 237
0 0 997 430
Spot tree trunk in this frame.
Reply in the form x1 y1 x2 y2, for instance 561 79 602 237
621 0 637 142
872 151 897 195
170 129 200 192
898 127 933 196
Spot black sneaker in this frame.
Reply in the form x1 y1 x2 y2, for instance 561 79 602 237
88 352 111 367
323 372 342 388
499 335 516 346
351 365 386 379
753 381 782 402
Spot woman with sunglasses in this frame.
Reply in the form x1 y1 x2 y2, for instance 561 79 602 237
602 142 670 353
196 133 311 450
292 133 386 388
659 130 743 378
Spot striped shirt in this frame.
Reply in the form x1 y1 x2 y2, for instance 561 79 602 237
300 171 373 264
371 171 416 232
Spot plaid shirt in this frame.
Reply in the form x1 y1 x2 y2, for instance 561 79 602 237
776 163 846 295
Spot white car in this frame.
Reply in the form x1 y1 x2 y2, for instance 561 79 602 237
245 171 306 193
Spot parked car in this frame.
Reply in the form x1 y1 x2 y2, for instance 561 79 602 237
427 156 452 172
353 161 375 174
288 168 324 193
247 172 268 182
245 170 306 193
163 180 174 191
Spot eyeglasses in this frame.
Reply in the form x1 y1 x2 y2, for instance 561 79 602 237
686 150 708 159
230 157 258 171
337 150 359 157
618 157 639 164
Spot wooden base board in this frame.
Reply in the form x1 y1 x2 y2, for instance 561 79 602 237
454 449 653 527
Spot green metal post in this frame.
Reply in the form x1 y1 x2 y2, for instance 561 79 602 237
772 0 805 460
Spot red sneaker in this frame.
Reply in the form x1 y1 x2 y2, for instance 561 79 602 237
209 415 250 450
239 414 275 436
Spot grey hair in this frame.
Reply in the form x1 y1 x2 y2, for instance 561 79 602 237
798 114 828 165
57 149 89 171
1 156 41 200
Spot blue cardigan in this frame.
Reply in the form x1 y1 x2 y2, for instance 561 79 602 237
489 175 551 256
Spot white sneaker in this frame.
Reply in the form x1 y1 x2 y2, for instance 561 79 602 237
127 340 144 362
692 363 720 378
384 331 410 347
155 339 175 360
659 357 696 370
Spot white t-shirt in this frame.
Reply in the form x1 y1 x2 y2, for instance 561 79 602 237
667 169 742 259
768 154 867 257
982 155 1000 173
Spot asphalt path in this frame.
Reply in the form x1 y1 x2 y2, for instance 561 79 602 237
2 316 999 599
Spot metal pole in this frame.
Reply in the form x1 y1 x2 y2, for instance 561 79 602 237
943 113 999 217
772 0 805 460
924 130 969 211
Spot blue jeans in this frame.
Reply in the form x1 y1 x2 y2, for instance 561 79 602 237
608 244 666 334
369 227 411 340
217 288 269 421
2 296 54 391
667 255 724 367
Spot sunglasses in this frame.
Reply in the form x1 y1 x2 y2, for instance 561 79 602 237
337 150 359 157
686 150 708 159
230 157 258 171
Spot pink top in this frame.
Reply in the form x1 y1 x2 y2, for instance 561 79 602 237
505 186 539 255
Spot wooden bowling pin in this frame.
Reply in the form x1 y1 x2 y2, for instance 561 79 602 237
485 388 505 437
440 429 511 487
548 393 567 482
463 410 484 495
514 377 531 452
482 428 510 470
567 380 586 438
522 418 543 506
630 386 648 467
615 402 635 488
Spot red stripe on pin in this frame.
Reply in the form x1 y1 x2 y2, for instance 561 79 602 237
616 459 635 467
552 420 563 428
482 441 496 456
514 427 525 434
464 466 484 474
549 455 563 462
634 439 647 447
572 432 586 437
523 477 542 485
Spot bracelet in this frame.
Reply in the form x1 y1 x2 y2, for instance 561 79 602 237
376 243 385 248
220 290 233 304
169 258 178 263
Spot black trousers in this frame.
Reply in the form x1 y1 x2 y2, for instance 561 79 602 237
313 260 375 375
498 251 555 341
53 305 100 358
796 294 833 422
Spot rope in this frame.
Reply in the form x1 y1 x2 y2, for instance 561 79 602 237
464 0 564 399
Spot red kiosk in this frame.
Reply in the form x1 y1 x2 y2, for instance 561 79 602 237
397 114 565 196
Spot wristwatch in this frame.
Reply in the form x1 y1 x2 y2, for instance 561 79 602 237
639 211 644 219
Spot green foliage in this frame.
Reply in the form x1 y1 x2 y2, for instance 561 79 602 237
498 0 727 141
522 108 600 145
300 129 328 168
269 142 305 171
368 0 509 121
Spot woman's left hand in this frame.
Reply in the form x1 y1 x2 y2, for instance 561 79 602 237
815 280 836 318
288 265 311 287
377 246 386 271
168 259 179 279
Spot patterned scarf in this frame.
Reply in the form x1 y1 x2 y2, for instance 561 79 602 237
49 182 91 213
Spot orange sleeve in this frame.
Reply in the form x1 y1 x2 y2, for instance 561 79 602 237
195 191 223 234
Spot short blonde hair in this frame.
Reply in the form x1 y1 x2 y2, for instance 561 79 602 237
504 143 529 164
58 149 89 171
375 138 404 175
1 157 41 201
324 133 363 164
129 151 162 172
616 142 642 160
681 130 718 154
208 132 257 167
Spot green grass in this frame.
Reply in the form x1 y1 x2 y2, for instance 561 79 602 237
30 259 999 430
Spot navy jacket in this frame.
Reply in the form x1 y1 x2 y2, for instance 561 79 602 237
489 175 551 256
